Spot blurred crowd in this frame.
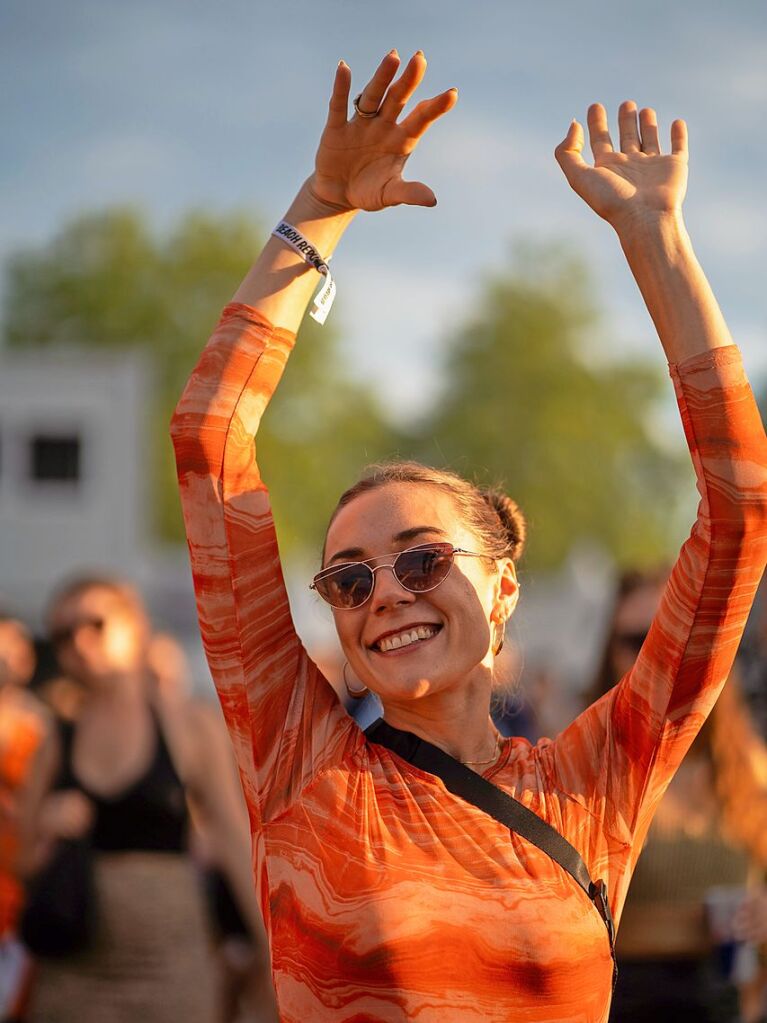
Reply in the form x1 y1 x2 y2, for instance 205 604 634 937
0 576 278 1023
1 567 767 1023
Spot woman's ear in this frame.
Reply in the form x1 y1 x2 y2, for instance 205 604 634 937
491 559 520 623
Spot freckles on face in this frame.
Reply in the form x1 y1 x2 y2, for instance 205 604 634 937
324 483 499 698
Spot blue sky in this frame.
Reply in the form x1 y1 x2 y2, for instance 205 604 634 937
2 0 766 414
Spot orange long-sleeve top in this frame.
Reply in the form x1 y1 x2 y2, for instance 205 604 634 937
171 304 767 1023
0 689 46 937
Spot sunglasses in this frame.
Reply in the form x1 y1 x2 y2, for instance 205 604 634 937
50 616 106 649
310 542 488 610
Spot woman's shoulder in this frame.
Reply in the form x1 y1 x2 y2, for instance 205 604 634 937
490 734 554 792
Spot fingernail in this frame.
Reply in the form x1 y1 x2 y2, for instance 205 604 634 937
338 59 347 68
389 48 399 57
415 49 425 57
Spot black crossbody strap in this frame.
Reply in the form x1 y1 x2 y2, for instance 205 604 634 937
365 718 617 988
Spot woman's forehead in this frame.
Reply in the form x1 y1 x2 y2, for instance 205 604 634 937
326 483 467 554
52 587 125 624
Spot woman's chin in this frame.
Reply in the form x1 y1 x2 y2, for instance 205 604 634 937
374 673 436 703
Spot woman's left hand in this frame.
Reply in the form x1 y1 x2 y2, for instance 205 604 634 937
555 102 688 234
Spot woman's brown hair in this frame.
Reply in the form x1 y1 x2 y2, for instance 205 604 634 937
586 566 669 707
325 461 526 564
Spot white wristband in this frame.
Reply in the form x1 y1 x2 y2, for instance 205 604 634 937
271 221 337 325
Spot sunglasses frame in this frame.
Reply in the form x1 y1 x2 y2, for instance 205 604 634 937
310 542 489 610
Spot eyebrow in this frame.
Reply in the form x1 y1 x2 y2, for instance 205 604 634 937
326 526 449 565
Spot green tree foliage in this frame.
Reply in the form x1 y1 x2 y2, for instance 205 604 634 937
3 216 686 572
409 244 687 571
2 207 398 554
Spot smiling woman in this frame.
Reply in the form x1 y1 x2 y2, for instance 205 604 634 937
171 49 767 1023
319 477 519 717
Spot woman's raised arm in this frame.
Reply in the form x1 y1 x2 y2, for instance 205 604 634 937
170 52 456 825
549 103 767 923
555 101 730 363
233 50 457 331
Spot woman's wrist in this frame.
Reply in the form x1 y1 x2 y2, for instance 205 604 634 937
614 207 733 362
613 208 690 263
287 178 358 233
303 174 358 217
271 176 359 271
231 178 357 326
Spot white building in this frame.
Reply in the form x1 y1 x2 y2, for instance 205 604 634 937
0 349 147 615
0 346 219 685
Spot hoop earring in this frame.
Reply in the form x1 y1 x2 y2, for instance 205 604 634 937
343 661 369 700
493 620 505 657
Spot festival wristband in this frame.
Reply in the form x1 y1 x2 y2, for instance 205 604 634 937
271 221 336 325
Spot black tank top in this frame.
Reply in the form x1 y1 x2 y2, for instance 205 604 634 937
55 709 189 853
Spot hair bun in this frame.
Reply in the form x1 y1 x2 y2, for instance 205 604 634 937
481 489 527 562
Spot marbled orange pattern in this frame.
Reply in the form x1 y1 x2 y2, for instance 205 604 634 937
171 304 767 1022
0 692 46 936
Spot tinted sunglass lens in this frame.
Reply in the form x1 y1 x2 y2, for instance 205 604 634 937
51 616 106 648
317 565 374 609
395 545 453 591
51 628 73 649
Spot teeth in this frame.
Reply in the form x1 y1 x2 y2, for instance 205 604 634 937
378 625 438 653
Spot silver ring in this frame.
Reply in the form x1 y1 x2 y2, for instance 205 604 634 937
353 93 379 119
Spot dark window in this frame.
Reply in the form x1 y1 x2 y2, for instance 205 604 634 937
29 435 81 483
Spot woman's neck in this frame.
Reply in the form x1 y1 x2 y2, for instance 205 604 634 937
380 687 501 767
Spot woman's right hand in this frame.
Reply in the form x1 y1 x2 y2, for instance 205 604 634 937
38 789 94 841
311 50 457 212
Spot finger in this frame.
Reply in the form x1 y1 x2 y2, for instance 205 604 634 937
554 120 590 187
671 118 688 159
355 49 400 116
380 50 427 122
618 100 641 153
587 103 614 158
326 60 352 129
400 87 458 140
639 107 660 154
383 178 437 208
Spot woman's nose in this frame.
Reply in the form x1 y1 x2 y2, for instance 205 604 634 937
370 564 416 612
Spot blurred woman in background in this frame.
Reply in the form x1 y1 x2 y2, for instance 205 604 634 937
589 569 767 1023
22 576 273 1023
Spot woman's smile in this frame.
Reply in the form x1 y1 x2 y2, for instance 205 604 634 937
368 621 443 655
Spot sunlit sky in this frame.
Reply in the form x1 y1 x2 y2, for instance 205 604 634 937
3 0 766 415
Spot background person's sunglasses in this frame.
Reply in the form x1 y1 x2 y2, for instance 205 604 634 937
50 616 106 649
310 542 487 610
